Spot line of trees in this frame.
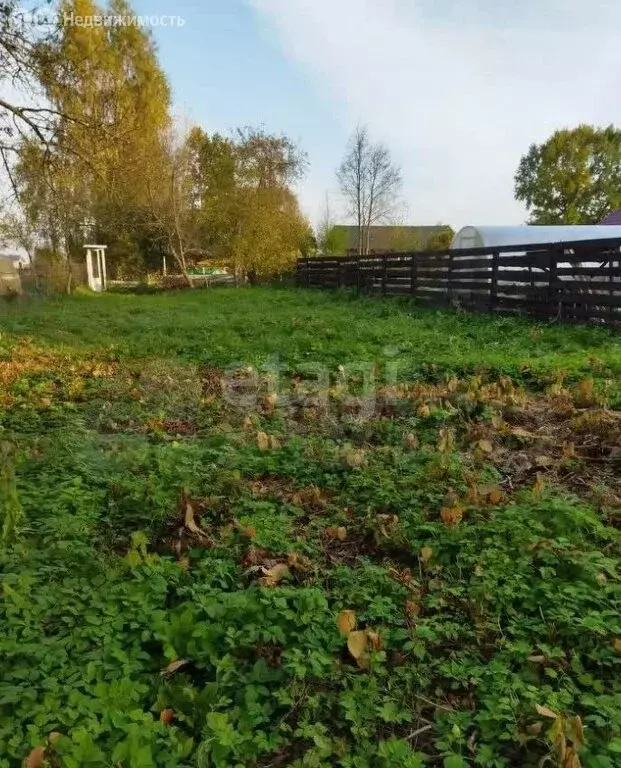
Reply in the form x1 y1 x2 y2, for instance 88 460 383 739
0 0 313 285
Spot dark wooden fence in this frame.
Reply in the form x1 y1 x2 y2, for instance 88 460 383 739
296 237 621 327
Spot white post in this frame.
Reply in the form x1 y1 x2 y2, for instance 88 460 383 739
86 248 94 289
99 248 107 290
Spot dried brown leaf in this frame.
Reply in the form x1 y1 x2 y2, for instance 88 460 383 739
420 546 433 565
259 563 289 587
160 708 175 725
510 426 536 440
577 378 595 405
440 504 463 527
568 715 584 747
325 525 347 541
287 552 313 572
404 432 419 450
347 630 370 668
25 747 46 768
337 609 357 635
184 502 211 543
256 431 270 451
161 658 189 677
366 630 381 651
488 486 504 505
477 439 494 454
535 703 559 719
345 449 366 468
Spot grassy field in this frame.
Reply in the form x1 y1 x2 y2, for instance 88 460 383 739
0 287 620 768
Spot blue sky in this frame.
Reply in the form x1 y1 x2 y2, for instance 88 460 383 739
132 0 348 226
130 1 621 230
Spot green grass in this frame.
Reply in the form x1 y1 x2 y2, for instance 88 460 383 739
0 288 620 768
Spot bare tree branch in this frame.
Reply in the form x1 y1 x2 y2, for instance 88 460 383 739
337 126 402 255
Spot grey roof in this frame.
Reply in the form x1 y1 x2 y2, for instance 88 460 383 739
600 210 621 225
334 225 451 252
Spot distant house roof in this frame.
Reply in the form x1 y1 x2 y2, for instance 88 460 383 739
600 210 621 225
334 225 451 253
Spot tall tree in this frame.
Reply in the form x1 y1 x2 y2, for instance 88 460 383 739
515 125 621 224
12 0 172 283
230 127 310 281
336 126 402 255
0 1 60 176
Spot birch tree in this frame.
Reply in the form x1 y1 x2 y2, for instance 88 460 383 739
336 126 402 255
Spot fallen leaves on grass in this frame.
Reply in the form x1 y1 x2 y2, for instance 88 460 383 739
343 449 366 468
347 630 369 667
259 563 289 587
476 439 494 455
440 503 463 527
184 500 212 545
161 659 188 677
346 629 382 669
536 704 559 719
337 609 357 635
160 708 175 724
488 486 504 505
287 552 313 573
403 432 419 450
577 378 595 406
25 747 46 768
420 546 433 565
325 525 348 541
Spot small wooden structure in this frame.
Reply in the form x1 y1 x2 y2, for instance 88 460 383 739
84 245 107 292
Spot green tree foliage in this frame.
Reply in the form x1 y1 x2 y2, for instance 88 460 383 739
14 0 171 279
426 227 454 250
8 4 311 284
181 126 312 280
319 225 349 255
514 125 621 224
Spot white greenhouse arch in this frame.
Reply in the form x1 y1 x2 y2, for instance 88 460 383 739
451 225 621 250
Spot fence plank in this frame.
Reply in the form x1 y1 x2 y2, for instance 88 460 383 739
296 240 621 327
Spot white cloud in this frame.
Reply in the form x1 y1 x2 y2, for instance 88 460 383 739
247 0 621 229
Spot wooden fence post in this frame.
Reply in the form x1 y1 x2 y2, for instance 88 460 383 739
336 258 342 289
490 251 499 313
410 253 417 298
382 256 388 294
447 251 454 305
548 247 559 320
